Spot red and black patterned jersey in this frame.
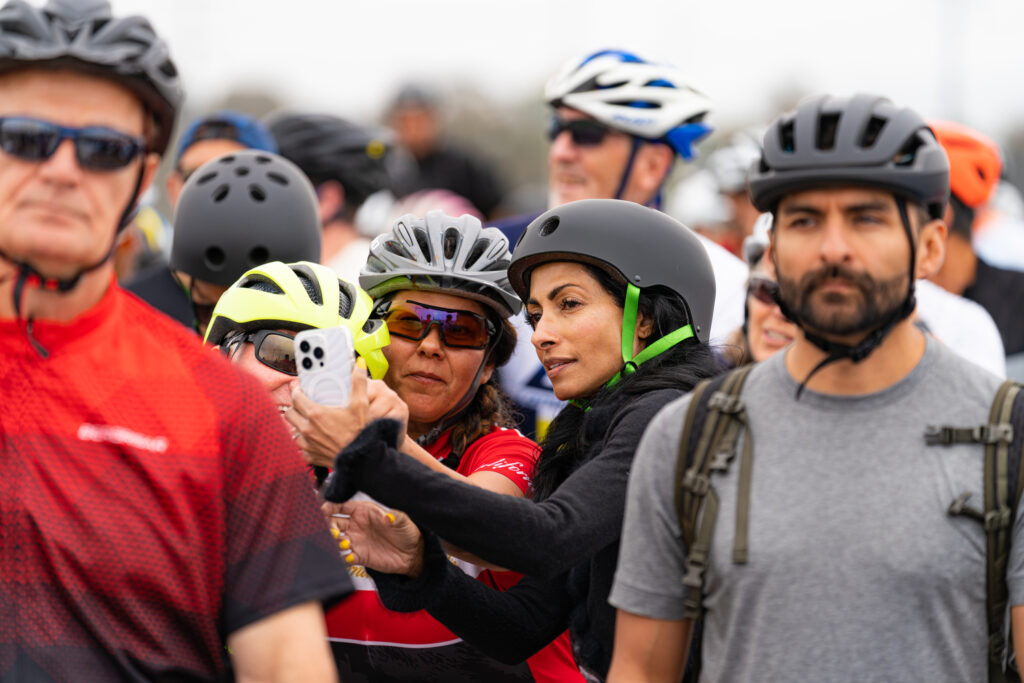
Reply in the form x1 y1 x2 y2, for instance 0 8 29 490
0 282 352 682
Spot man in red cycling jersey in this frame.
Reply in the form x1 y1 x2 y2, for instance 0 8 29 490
0 1 349 681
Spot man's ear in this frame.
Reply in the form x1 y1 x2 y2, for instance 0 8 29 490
635 143 675 199
316 181 346 225
915 217 948 280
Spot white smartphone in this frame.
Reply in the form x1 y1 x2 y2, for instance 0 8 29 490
295 326 355 407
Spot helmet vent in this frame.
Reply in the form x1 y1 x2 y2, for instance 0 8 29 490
219 155 235 164
241 275 284 294
539 217 560 236
267 172 289 186
205 246 226 268
815 113 840 151
248 184 266 202
484 257 510 273
158 60 177 79
464 239 490 269
234 166 249 177
893 133 925 167
255 155 272 164
295 270 322 304
780 121 796 153
212 184 230 202
384 239 413 260
248 246 268 264
860 116 887 148
337 283 354 318
443 228 460 260
197 171 217 185
413 228 432 261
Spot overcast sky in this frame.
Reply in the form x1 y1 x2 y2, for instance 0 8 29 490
116 0 1024 140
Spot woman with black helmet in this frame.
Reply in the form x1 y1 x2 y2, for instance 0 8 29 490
321 199 721 681
288 210 584 683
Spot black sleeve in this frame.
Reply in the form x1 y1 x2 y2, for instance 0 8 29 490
325 389 679 578
370 530 572 665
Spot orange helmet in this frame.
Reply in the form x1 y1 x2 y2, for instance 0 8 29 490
930 120 1002 209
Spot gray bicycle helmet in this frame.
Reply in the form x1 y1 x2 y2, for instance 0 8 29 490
360 211 521 318
0 0 182 155
170 150 322 287
268 113 392 206
748 94 949 218
508 198 715 343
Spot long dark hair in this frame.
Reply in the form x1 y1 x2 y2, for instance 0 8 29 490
531 265 721 500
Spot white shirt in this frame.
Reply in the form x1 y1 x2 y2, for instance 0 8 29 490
915 278 1006 377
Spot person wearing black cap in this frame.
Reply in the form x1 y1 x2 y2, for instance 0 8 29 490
125 110 279 327
606 94 1022 682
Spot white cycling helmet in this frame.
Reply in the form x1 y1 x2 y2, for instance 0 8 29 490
707 129 763 194
545 49 713 160
360 211 521 318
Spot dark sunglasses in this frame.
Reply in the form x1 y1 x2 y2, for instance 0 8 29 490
546 115 611 147
239 329 299 375
747 277 780 306
0 116 146 171
381 300 495 349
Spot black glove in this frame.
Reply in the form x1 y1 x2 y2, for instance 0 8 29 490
322 418 404 503
368 526 450 613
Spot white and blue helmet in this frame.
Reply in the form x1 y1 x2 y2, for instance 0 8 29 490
545 49 713 160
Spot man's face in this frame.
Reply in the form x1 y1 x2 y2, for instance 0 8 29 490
0 69 156 279
166 138 248 208
771 187 913 338
389 105 438 159
547 106 651 207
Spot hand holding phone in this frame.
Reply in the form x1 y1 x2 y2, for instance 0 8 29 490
295 327 355 407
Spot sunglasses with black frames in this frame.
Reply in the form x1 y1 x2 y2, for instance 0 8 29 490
546 115 613 147
223 329 299 375
0 116 146 171
747 276 781 307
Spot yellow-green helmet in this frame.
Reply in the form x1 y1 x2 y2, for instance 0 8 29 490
204 260 389 379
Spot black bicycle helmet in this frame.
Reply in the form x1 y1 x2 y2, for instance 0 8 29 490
748 94 951 396
0 0 182 155
748 94 949 219
170 150 322 287
509 198 715 343
268 113 392 207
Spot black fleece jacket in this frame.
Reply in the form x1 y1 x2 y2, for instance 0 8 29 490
325 387 683 679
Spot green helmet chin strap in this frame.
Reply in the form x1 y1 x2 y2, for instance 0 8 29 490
570 283 695 410
608 282 695 386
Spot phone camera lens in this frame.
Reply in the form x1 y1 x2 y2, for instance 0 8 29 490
313 347 324 359
302 357 313 370
299 340 310 353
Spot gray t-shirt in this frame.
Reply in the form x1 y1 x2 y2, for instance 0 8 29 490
609 338 1024 682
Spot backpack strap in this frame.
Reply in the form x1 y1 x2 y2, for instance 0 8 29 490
928 379 1023 683
675 364 756 620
